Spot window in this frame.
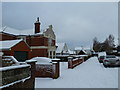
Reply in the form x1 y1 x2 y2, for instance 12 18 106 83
48 38 52 46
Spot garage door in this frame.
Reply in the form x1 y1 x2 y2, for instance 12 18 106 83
14 51 28 62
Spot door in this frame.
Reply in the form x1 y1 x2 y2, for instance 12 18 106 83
14 51 28 62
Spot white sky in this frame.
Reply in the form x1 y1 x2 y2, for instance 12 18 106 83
2 2 118 49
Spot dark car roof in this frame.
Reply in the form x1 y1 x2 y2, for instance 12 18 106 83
99 56 105 58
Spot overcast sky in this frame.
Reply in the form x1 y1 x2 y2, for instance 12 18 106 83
2 2 118 49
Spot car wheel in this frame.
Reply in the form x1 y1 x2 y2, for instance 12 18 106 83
103 64 107 68
104 65 107 68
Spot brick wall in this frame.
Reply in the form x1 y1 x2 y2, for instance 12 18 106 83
68 57 84 69
31 49 48 58
1 60 36 89
35 62 60 79
1 32 56 60
52 62 60 79
2 41 31 60
0 33 16 41
35 64 53 78
26 36 48 46
2 51 12 56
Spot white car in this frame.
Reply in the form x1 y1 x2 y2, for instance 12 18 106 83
103 55 120 67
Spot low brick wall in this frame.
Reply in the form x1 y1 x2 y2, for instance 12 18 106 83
35 62 60 79
36 64 53 78
52 62 60 79
68 57 84 69
2 65 30 86
2 77 34 89
1 60 36 89
1 64 31 89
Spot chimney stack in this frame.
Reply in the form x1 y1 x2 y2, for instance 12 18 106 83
34 17 40 34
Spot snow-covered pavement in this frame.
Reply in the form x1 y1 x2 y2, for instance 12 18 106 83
35 56 118 88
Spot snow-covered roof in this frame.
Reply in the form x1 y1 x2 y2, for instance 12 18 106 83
56 43 69 54
75 46 93 55
56 43 65 53
68 49 75 54
0 26 21 35
30 57 52 64
79 49 87 54
78 55 88 57
75 47 91 50
0 26 43 36
0 39 23 50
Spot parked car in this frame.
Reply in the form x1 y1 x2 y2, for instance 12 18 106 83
103 55 120 67
98 56 105 63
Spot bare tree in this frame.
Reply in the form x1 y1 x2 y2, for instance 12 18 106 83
93 37 100 52
108 34 115 47
104 34 115 52
93 34 115 52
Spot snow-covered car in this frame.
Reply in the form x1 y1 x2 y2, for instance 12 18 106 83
98 56 105 63
103 55 120 67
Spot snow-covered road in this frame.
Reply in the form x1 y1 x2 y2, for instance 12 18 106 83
35 56 118 88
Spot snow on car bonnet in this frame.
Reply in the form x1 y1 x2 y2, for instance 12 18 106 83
98 52 106 57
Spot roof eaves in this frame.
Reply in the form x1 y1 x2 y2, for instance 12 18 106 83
10 39 23 49
0 48 11 51
0 31 17 37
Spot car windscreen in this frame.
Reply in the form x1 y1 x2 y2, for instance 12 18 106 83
100 56 105 59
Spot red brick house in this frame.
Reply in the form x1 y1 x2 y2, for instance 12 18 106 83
0 30 17 41
0 17 56 60
0 39 31 61
17 17 56 59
